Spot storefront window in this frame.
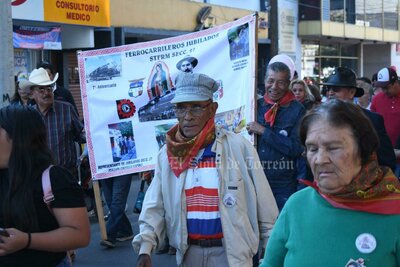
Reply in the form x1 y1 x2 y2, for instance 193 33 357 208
13 48 41 76
321 58 339 79
384 0 398 30
302 43 320 80
341 44 357 57
303 43 320 57
320 44 339 56
301 42 358 83
355 0 365 26
365 1 382 28
299 0 321 21
346 0 356 24
330 0 344 23
341 58 358 73
317 0 397 29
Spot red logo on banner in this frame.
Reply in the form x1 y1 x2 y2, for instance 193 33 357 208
116 99 136 119
11 0 27 6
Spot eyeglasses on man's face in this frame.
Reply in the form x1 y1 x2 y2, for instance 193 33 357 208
173 102 212 118
265 79 288 88
33 86 54 94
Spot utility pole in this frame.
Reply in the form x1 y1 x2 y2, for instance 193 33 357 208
0 0 14 107
269 0 279 56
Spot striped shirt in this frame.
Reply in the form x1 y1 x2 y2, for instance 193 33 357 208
185 142 223 240
35 100 83 169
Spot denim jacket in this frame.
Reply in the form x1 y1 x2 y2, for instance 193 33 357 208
256 98 305 191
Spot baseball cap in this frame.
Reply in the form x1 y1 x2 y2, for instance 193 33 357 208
373 67 398 88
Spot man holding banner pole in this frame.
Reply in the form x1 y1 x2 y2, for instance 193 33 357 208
133 72 278 267
246 54 306 211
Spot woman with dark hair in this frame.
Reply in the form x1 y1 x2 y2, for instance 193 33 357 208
0 105 90 266
261 100 400 266
11 75 32 106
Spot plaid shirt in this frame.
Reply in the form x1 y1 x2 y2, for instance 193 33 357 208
35 100 84 169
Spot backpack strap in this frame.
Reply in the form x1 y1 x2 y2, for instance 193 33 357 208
41 165 55 209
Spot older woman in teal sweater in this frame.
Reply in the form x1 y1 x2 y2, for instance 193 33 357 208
261 100 400 267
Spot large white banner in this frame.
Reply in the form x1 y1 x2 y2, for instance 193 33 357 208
78 14 257 180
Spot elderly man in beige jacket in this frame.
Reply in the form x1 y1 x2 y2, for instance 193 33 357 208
133 72 278 267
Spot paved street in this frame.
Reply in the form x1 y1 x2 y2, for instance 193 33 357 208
73 174 177 267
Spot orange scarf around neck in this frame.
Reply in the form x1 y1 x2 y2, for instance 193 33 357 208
166 118 215 177
302 154 400 214
263 90 296 126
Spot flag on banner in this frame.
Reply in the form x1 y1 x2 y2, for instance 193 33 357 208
78 14 257 180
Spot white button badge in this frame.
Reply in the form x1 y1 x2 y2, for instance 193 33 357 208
355 233 377 254
223 193 236 207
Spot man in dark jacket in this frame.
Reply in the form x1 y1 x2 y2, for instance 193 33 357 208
322 67 396 172
247 54 306 210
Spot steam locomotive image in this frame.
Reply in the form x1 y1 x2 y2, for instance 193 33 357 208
88 62 121 82
138 90 176 122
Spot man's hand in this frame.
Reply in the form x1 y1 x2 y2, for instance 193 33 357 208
246 122 265 135
136 254 152 267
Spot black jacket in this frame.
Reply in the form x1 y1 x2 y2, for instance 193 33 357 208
362 108 396 172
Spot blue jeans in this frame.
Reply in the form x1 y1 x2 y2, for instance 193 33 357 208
101 174 133 241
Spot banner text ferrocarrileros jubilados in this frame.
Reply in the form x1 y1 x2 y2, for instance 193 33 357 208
125 34 219 60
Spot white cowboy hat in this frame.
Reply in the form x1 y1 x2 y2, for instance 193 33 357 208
19 67 58 92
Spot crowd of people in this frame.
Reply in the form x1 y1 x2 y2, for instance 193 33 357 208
134 55 400 267
1 54 400 267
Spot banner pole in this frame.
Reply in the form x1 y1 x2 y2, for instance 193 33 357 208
93 180 107 240
253 12 259 147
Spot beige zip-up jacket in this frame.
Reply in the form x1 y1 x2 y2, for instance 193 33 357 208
132 126 278 267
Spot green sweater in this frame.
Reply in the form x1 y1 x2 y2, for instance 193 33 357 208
261 187 400 267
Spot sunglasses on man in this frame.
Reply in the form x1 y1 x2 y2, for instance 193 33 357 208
325 86 349 92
